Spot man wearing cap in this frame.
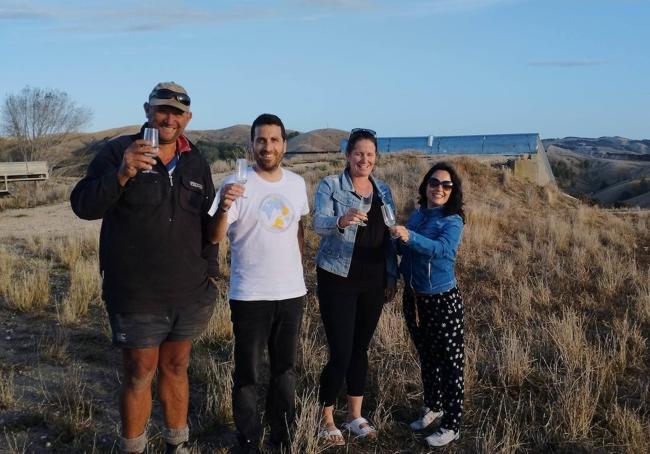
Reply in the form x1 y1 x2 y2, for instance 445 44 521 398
71 82 218 454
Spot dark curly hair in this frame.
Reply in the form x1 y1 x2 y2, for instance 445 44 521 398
417 162 466 223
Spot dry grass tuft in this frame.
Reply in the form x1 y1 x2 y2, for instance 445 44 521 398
2 431 32 454
40 364 95 437
288 390 323 454
546 308 589 371
199 284 233 344
609 404 650 453
496 329 533 388
0 178 70 212
0 368 17 409
49 233 98 268
0 246 18 295
200 357 234 426
635 269 650 323
38 327 70 365
1 260 50 312
57 258 101 325
553 364 604 440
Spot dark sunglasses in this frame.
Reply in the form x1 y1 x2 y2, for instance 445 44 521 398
428 178 454 190
349 128 377 139
150 88 191 106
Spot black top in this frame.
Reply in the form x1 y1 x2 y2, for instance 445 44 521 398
70 124 217 313
318 191 386 289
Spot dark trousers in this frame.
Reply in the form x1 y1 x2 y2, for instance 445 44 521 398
317 278 385 406
403 287 464 432
229 297 305 445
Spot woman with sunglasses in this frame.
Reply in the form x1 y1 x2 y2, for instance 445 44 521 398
312 128 398 445
390 162 466 448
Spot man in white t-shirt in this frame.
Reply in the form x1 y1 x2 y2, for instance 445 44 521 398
208 113 308 453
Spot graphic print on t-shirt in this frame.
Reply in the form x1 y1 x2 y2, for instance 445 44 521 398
258 194 296 232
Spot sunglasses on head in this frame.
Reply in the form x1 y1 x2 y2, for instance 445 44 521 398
349 128 377 139
428 177 454 190
150 89 191 106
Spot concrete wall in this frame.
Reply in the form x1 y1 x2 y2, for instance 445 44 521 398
512 145 556 186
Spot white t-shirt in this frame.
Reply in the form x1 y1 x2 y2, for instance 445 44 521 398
209 167 309 301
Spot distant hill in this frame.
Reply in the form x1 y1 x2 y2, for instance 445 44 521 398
188 125 250 146
189 126 347 153
0 125 348 176
543 136 650 160
544 137 650 208
286 128 347 153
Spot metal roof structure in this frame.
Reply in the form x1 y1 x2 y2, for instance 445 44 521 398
340 133 555 185
341 133 542 156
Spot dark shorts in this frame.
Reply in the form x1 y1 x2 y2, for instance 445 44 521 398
108 287 217 349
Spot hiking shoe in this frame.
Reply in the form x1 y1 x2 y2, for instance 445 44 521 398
165 442 191 454
425 428 459 447
409 407 443 431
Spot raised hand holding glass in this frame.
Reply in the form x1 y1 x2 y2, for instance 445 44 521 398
235 158 248 198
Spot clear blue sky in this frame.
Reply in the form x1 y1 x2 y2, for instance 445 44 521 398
1 0 648 139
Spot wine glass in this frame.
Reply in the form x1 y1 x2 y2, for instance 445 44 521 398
380 204 396 227
357 192 373 226
235 158 247 198
381 204 400 238
142 128 159 174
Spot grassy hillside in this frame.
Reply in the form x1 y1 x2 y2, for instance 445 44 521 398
547 145 650 207
0 155 649 452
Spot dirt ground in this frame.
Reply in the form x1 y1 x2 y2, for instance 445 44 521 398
0 202 101 239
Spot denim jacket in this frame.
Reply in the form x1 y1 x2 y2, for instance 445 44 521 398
312 170 398 287
398 206 463 294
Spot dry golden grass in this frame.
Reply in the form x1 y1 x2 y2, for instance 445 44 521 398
1 260 50 312
38 327 70 365
39 364 95 438
0 178 71 212
0 246 17 294
0 368 17 409
496 329 533 388
199 356 234 426
636 270 650 323
1 154 649 452
57 258 101 325
608 404 650 454
2 432 31 454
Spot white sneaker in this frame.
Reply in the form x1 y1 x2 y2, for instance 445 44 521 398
425 428 459 447
409 407 443 431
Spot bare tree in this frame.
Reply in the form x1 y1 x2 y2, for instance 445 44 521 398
1 86 92 161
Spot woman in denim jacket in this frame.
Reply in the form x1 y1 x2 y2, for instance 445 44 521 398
391 162 466 448
312 128 397 445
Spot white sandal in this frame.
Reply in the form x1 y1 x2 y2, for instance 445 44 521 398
318 426 345 446
342 417 377 439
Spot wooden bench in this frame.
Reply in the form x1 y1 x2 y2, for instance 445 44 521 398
0 161 49 194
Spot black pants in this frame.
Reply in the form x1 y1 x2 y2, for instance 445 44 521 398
317 275 385 407
229 297 304 445
403 287 464 432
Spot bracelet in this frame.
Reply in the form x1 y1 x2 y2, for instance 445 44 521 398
336 216 344 229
